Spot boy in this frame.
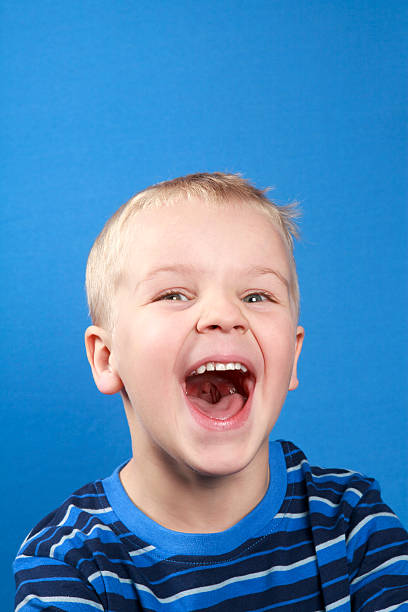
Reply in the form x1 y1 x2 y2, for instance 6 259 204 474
14 173 408 611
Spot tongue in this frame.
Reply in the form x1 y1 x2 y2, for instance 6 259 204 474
185 374 246 420
188 392 246 420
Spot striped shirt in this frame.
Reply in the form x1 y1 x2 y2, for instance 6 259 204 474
14 440 408 611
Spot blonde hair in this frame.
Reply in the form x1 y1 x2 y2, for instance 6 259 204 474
86 172 300 329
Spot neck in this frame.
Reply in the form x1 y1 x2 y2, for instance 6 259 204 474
120 439 270 534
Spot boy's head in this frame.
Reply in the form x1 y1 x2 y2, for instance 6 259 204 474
85 173 304 478
86 172 300 331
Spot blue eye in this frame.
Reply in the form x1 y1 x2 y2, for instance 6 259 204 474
243 293 270 303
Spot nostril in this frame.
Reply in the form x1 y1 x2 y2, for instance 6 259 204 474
233 323 248 333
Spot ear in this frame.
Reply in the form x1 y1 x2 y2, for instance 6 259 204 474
84 326 123 395
288 326 304 391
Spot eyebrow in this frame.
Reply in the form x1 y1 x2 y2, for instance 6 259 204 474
137 263 289 291
134 264 198 292
244 265 290 290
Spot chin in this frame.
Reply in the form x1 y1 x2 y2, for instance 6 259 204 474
183 442 258 479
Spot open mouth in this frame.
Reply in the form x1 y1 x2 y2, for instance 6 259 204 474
184 362 254 422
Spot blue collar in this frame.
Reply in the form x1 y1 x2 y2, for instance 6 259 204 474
102 440 287 556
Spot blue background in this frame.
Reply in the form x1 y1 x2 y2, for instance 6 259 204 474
2 0 407 605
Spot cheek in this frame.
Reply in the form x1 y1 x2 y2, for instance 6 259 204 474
139 314 184 369
262 323 298 376
115 313 184 390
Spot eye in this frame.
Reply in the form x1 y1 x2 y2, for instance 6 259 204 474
243 292 273 303
157 291 189 302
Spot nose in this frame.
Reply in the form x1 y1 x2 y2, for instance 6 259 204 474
196 295 249 334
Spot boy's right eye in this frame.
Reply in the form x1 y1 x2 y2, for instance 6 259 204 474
157 291 189 302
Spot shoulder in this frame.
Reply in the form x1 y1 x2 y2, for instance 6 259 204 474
281 440 379 503
280 440 407 537
14 480 119 610
279 442 408 608
280 443 408 564
16 478 120 562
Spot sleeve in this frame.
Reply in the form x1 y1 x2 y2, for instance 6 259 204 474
14 555 105 611
346 481 408 611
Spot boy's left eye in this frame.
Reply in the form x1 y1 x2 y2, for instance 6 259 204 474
243 292 271 303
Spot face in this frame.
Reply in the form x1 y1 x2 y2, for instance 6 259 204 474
103 200 303 478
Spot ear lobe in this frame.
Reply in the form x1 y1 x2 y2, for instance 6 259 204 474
288 326 305 391
85 326 123 395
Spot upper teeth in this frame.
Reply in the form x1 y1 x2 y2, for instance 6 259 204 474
190 362 248 376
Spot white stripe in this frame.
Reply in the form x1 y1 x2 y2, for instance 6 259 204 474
310 488 363 512
20 503 111 550
351 555 408 586
275 512 308 519
88 570 133 585
346 512 396 545
309 496 339 508
20 505 112 554
129 545 156 556
134 554 317 604
346 487 363 500
316 534 345 552
312 470 355 479
287 459 308 472
326 595 351 610
16 594 104 612
59 503 112 528
50 523 112 558
376 604 408 612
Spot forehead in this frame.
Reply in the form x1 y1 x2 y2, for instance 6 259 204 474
122 198 292 275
